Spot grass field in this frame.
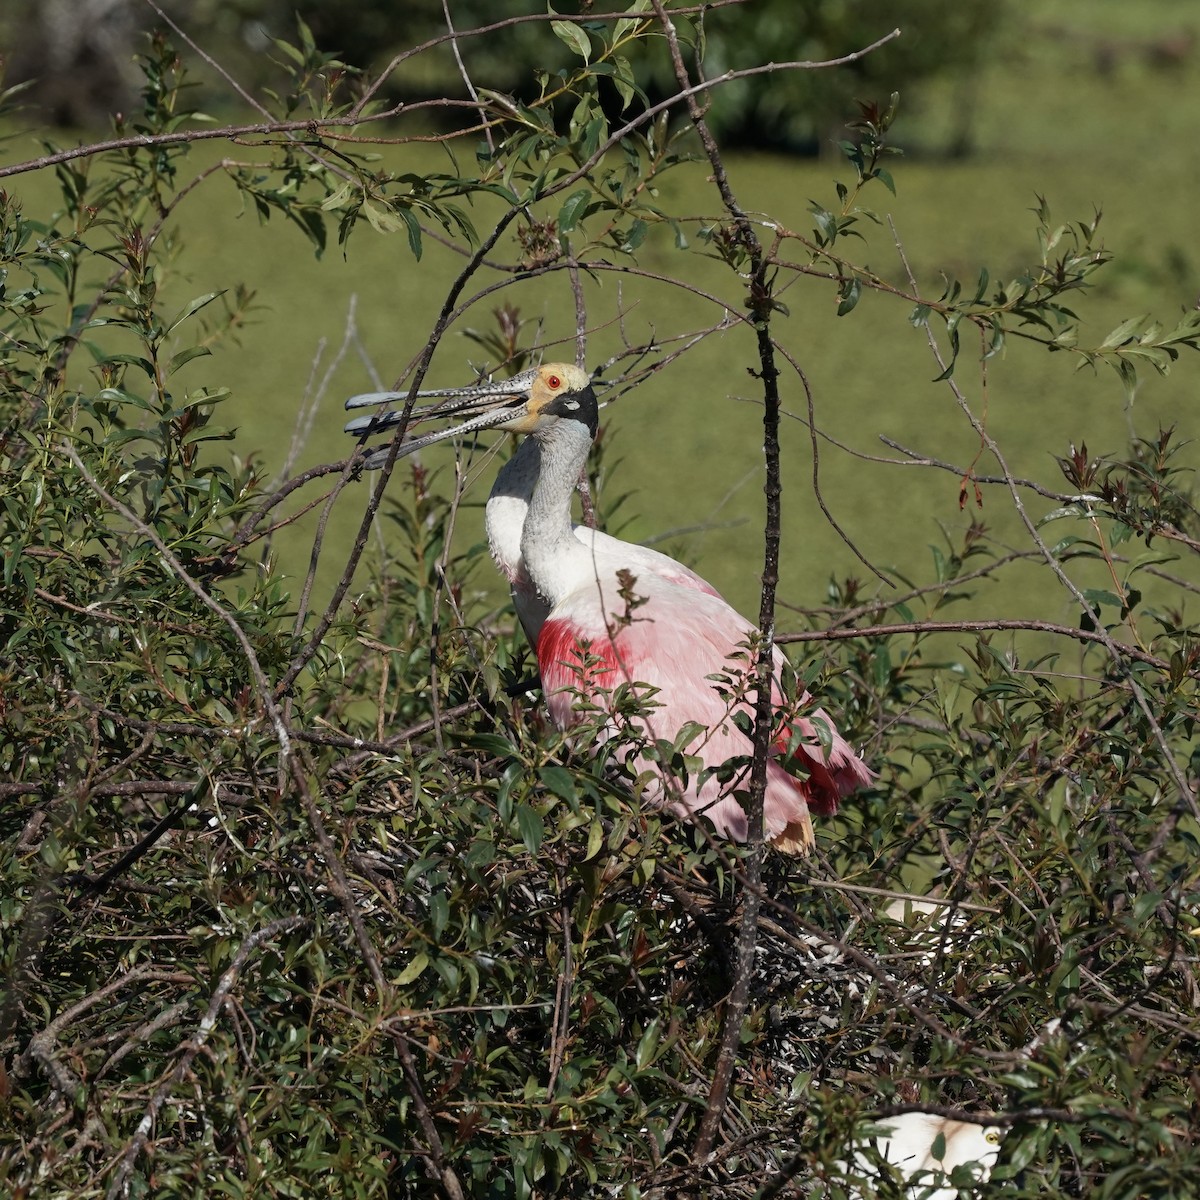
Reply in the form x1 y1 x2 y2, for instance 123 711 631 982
7 0 1200 642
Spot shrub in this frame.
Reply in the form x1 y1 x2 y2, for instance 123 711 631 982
2 7 1199 1199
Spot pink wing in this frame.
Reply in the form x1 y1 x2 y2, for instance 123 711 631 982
512 531 722 648
581 529 725 598
536 581 871 852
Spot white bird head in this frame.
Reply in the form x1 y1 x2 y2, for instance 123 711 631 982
344 362 597 466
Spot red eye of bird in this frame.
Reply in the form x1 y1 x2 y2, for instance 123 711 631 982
547 374 561 389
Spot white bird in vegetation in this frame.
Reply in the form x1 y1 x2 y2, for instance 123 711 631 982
346 363 872 852
846 1112 1004 1199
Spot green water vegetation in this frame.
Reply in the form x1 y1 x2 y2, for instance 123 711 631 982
3 2 1200 1198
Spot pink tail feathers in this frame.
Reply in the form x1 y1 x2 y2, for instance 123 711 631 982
776 705 875 816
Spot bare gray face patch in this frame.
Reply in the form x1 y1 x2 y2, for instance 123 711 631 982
544 384 598 436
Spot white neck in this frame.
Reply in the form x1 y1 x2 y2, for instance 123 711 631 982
485 438 541 584
520 419 593 605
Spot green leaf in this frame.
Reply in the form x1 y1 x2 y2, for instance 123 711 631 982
551 20 591 62
584 819 604 862
632 856 655 885
287 206 327 256
1100 314 1148 349
611 55 636 111
836 276 861 316
395 951 429 986
1004 1129 1046 1173
396 206 423 260
101 353 156 378
613 0 652 44
361 201 405 235
166 345 212 376
621 219 648 252
320 180 358 211
1083 588 1123 611
539 765 577 802
1037 503 1090 526
557 188 592 233
166 291 223 335
515 803 543 855
634 1018 661 1070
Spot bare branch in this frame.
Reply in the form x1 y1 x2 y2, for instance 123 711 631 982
104 918 308 1199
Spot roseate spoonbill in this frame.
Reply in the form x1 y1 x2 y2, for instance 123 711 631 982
844 1111 1003 1199
346 363 872 852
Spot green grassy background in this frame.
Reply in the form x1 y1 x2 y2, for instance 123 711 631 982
7 0 1199 634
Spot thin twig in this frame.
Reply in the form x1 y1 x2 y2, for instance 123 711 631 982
777 617 1180 675
62 444 292 757
889 216 1199 820
105 917 308 1199
648 0 775 1164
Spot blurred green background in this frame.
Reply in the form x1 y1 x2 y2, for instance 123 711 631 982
4 0 1198 629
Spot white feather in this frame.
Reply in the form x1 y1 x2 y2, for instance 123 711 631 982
843 1111 1003 1199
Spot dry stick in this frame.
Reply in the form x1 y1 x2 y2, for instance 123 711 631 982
0 22 902 241
287 439 360 647
286 309 387 648
309 770 468 1195
275 205 521 697
439 0 496 157
773 335 892 585
657 853 993 1067
350 3 744 110
427 449 486 754
0 114 401 182
0 24 900 194
350 3 749 114
752 896 1003 1058
99 1000 192 1079
567 258 600 528
144 0 268 114
790 551 1042 624
879 434 1101 502
544 880 575 1105
392 258 755 371
648 0 777 1165
777 618 1178 674
0 878 69 1045
69 779 208 894
350 3 882 159
227 458 348 552
463 29 902 216
86 724 157 790
46 694 480 757
801 878 999 914
275 296 363 489
22 963 160 1098
104 917 307 1200
296 790 463 1200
